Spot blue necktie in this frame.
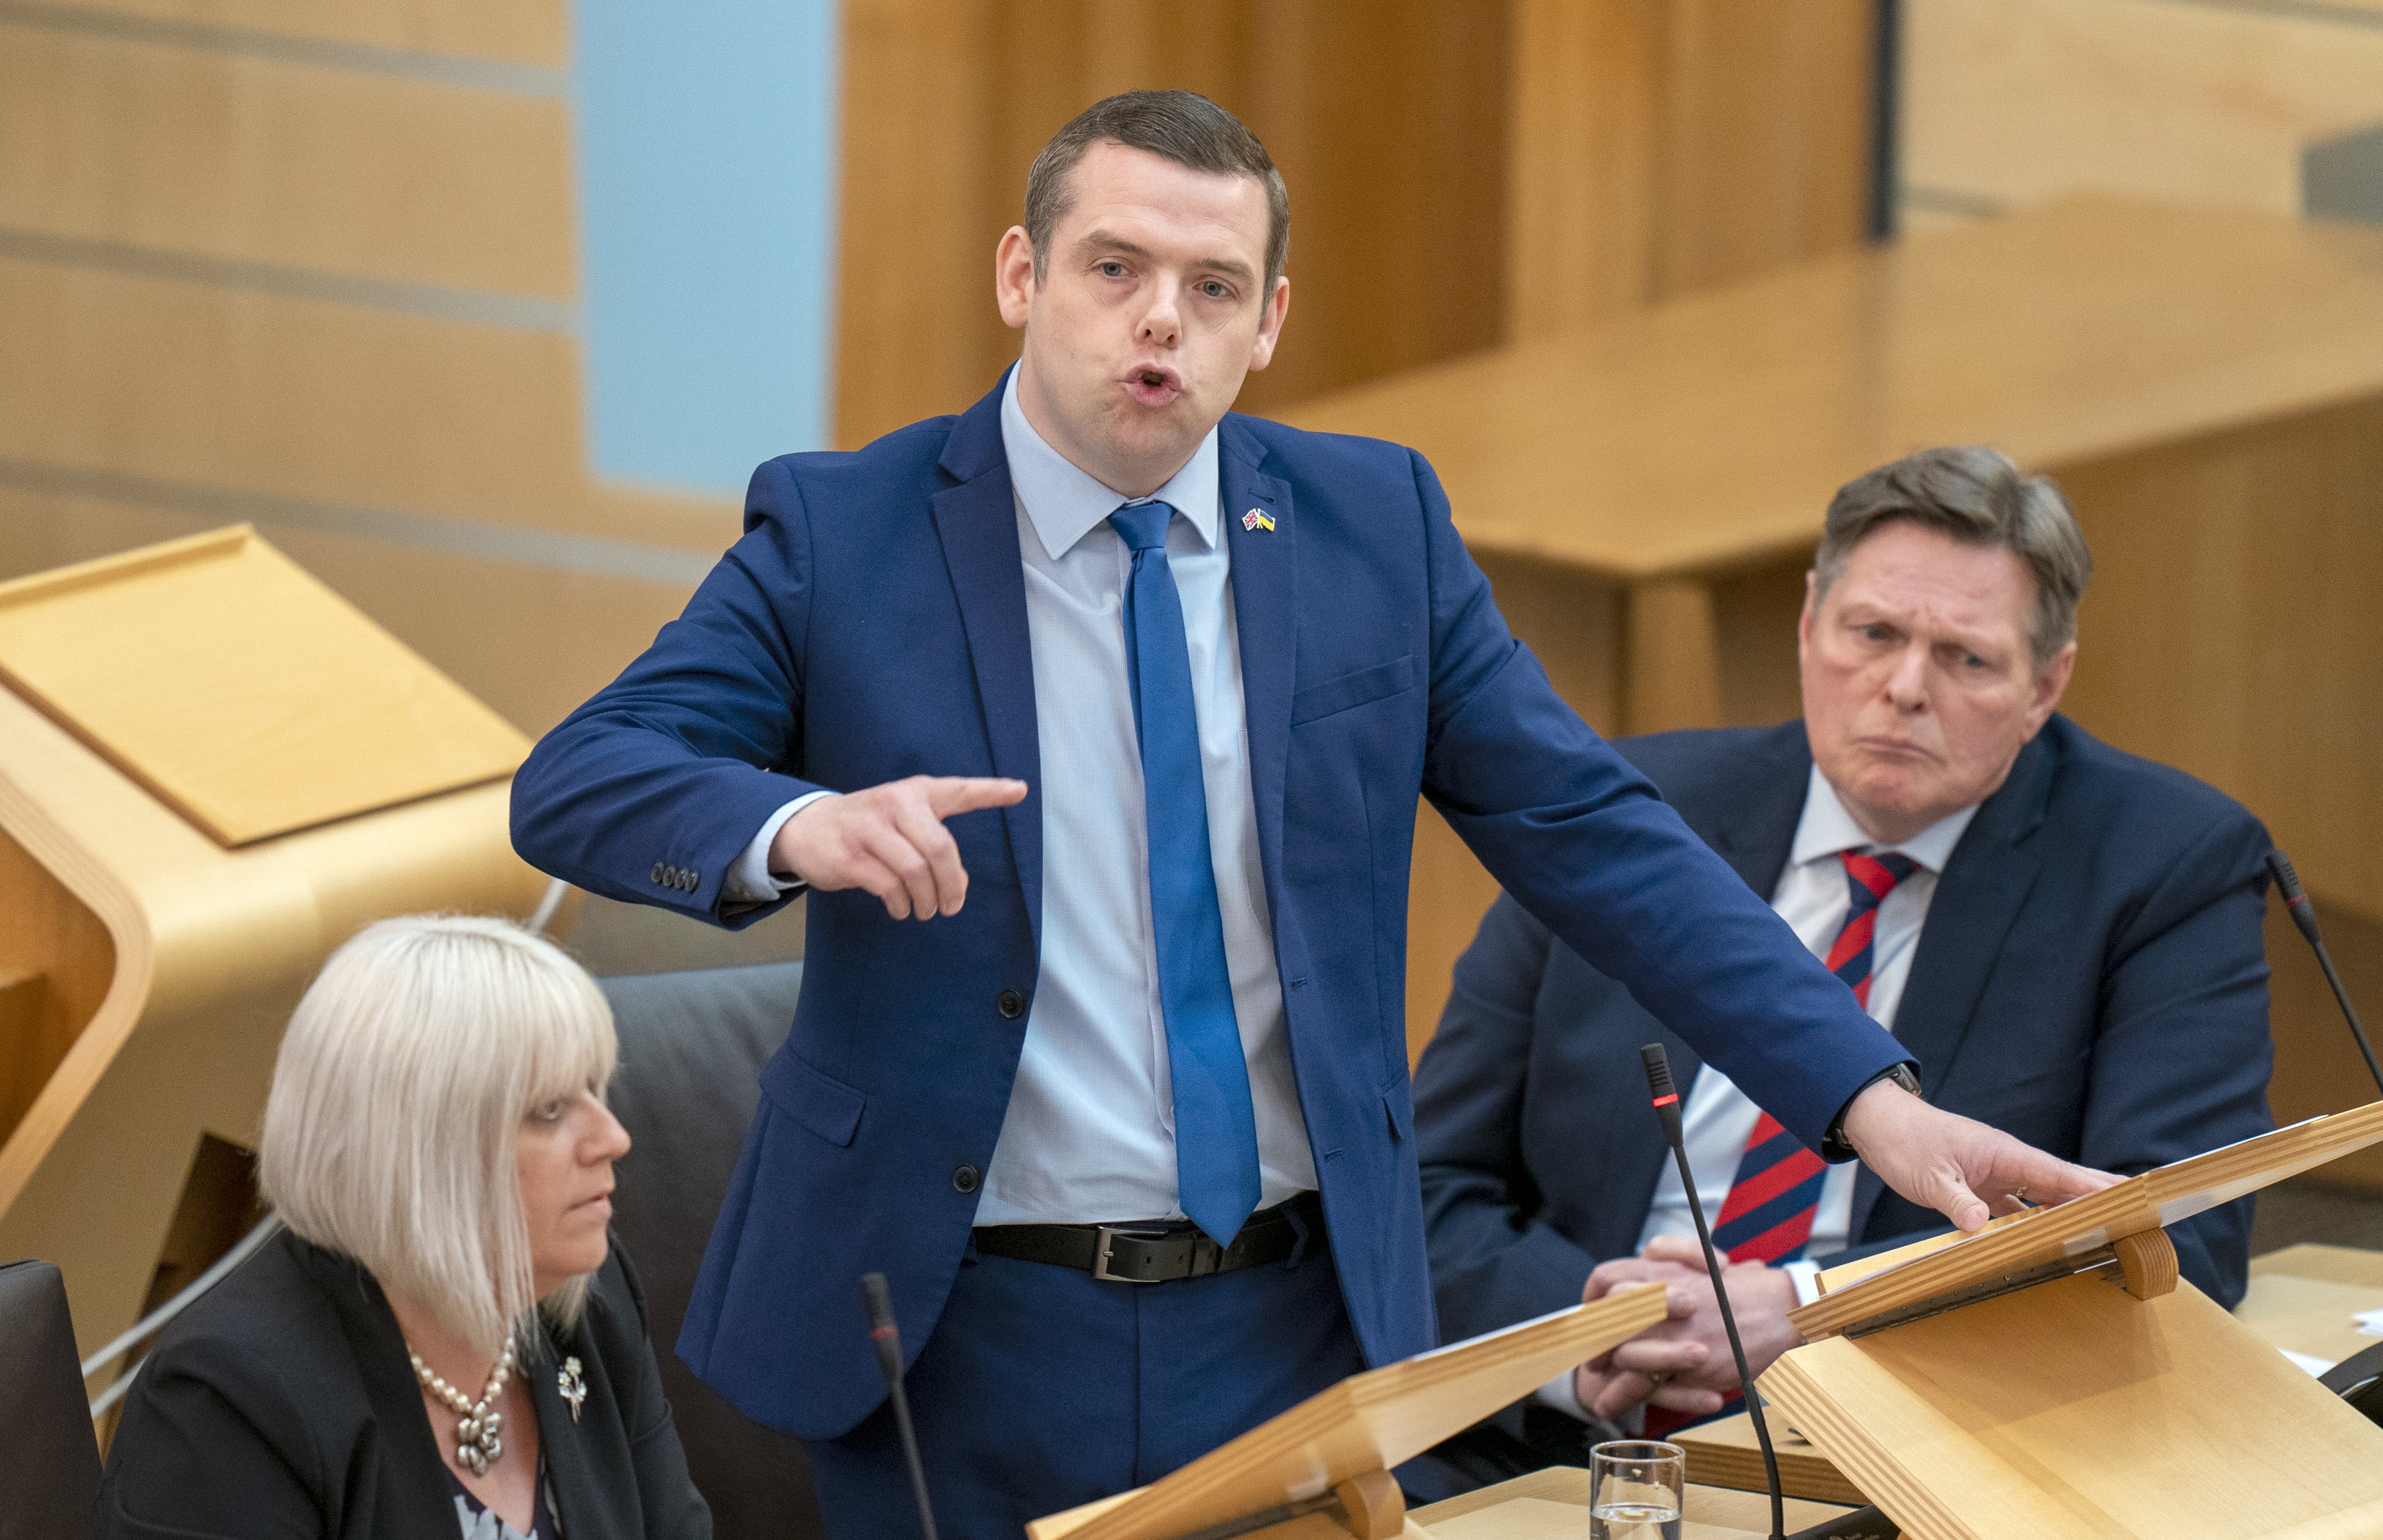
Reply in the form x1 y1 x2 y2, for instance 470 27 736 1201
1108 500 1262 1245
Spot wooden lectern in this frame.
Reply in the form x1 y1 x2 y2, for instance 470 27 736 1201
1027 1286 1670 1540
0 527 551 1365
1758 1102 2383 1538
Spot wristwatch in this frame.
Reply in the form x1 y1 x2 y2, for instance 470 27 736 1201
1820 1062 1922 1162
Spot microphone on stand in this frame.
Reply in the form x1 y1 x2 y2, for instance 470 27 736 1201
861 1272 941 1540
1639 1044 1902 1540
2267 850 2383 1099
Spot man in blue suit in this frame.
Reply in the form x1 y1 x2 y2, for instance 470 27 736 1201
1414 446 2274 1460
510 95 2107 1537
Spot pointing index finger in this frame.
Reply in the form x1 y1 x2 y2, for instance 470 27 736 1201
922 777 1029 818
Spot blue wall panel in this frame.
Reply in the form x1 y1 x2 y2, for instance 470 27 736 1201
574 0 839 494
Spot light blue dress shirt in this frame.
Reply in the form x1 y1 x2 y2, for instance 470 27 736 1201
727 369 1315 1225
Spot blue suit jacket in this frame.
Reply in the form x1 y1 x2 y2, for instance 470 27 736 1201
510 381 1908 1441
1414 716 2277 1350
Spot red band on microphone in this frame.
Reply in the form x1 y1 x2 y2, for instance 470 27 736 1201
869 1325 897 1341
2289 894 2312 908
1651 1093 1679 1108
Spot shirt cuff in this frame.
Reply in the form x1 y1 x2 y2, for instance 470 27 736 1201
725 792 837 903
1532 1369 1591 1422
1783 1258 1825 1307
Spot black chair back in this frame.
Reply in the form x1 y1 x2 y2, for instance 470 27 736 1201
601 962 823 1540
0 1259 101 1539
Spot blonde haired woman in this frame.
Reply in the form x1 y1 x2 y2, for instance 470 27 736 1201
99 915 710 1539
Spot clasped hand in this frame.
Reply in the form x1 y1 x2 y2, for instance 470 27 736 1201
772 776 1029 920
1574 1235 1800 1420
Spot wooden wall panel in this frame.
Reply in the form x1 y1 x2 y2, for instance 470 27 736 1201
0 256 739 552
1505 0 1876 338
834 0 1511 449
1651 0 1875 297
1505 0 1659 335
50 0 568 69
1904 0 2383 224
0 21 574 299
2056 396 2383 922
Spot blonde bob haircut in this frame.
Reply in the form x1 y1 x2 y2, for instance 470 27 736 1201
259 914 618 1361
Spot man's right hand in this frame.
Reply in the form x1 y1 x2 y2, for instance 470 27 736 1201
771 776 1027 920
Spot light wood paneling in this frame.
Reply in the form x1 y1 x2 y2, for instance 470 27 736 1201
1905 0 2383 218
2056 396 2383 920
0 484 703 740
0 830 112 1147
1651 0 1876 297
833 0 1510 449
0 255 738 552
1506 1 1660 335
48 0 568 69
1286 200 2383 581
0 21 575 300
1505 0 1876 339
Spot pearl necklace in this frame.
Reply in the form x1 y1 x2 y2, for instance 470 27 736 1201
409 1340 515 1476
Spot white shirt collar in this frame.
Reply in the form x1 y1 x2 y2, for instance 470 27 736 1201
999 365 1221 561
1789 761 1980 875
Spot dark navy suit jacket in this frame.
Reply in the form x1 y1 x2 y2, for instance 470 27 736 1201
510 380 1911 1442
1415 715 2276 1350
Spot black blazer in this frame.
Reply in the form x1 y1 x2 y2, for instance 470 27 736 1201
99 1228 710 1539
1414 715 2276 1346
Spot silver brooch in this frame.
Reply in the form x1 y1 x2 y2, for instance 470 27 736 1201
558 1356 586 1423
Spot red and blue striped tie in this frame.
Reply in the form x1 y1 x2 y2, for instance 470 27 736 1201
1709 850 1916 1264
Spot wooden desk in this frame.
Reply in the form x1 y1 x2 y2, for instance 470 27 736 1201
0 531 549 1360
1414 1466 1853 1538
1283 196 2383 1064
1671 1242 2383 1510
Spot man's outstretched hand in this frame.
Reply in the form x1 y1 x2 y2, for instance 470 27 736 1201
1844 1077 2117 1231
771 776 1027 920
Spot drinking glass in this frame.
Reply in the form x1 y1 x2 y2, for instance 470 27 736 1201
1589 1439 1685 1540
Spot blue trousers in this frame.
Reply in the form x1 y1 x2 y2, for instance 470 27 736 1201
803 1224 1369 1540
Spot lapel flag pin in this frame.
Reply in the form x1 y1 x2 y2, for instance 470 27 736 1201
1241 509 1276 532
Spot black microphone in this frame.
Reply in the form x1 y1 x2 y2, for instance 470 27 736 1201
1640 1043 1788 1540
2267 850 2383 1100
861 1272 941 1540
1639 1046 1904 1540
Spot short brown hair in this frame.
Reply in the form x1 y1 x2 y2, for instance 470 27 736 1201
1814 446 2092 669
1024 90 1290 291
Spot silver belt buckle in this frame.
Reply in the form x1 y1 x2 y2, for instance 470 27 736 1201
1092 1225 1168 1283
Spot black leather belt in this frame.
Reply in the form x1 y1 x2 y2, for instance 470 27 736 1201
972 1191 1323 1283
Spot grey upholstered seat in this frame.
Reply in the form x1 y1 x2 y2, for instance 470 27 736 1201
600 962 823 1540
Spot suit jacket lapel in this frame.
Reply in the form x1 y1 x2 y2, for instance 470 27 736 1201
930 380 1044 945
1220 418 1296 917
1689 722 1811 898
1848 731 2053 1238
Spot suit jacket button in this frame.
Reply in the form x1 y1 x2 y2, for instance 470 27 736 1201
951 1165 980 1194
996 988 1025 1020
651 862 665 884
